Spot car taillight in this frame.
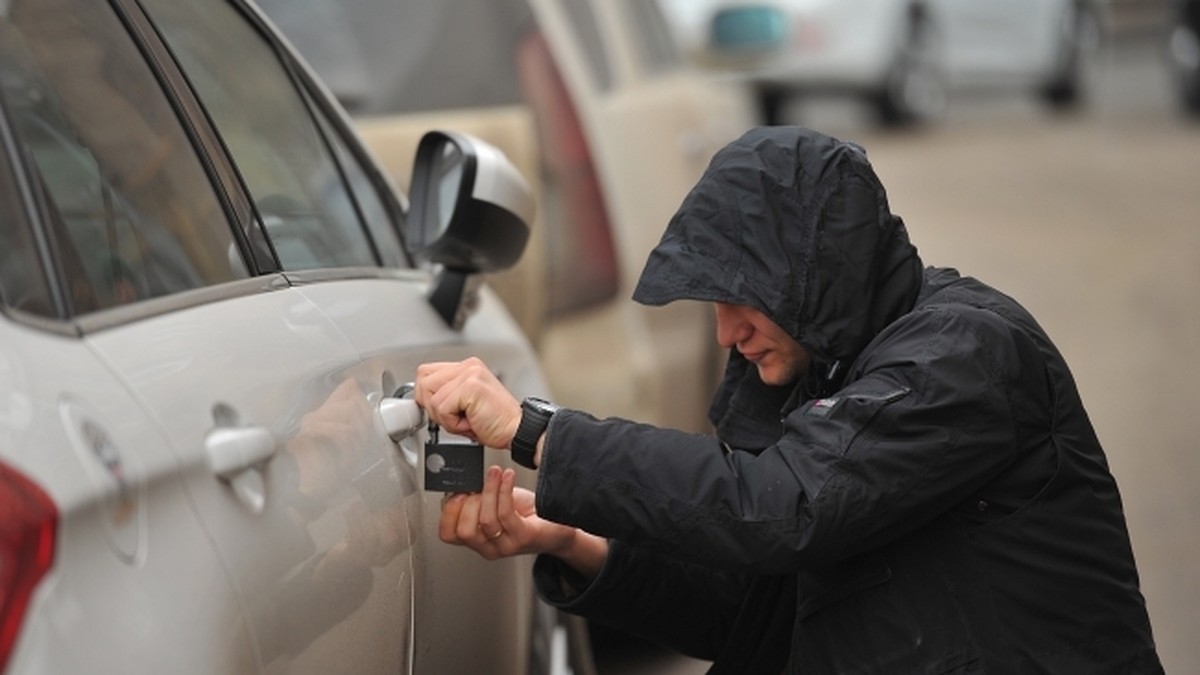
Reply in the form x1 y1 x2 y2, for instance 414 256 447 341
0 462 56 671
516 29 620 317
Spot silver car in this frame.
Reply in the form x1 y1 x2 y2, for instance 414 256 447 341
0 0 580 672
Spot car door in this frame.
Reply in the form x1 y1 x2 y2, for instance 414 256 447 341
123 1 553 673
0 2 263 672
72 1 416 673
179 3 553 669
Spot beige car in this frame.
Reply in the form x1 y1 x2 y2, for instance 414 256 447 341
260 0 759 434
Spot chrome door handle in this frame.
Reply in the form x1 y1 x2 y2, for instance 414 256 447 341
378 397 425 441
205 426 277 478
205 425 276 514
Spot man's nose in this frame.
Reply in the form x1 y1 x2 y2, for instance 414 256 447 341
714 304 750 348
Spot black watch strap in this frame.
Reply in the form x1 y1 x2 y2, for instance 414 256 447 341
512 397 559 469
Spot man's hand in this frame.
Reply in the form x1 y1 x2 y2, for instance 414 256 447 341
414 357 521 449
440 465 608 579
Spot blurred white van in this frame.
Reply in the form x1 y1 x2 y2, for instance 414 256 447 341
661 0 1103 125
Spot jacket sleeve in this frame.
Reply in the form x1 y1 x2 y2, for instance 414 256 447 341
535 306 1034 572
532 540 752 660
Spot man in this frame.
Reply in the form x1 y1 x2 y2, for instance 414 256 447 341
414 127 1161 673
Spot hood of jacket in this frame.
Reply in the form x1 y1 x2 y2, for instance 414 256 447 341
633 127 923 440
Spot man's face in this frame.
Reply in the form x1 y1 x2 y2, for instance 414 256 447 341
714 303 811 386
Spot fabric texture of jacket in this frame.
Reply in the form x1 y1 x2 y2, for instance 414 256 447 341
531 127 1161 674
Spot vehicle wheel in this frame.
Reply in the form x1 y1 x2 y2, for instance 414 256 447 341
1039 1 1101 109
1168 1 1200 117
530 602 597 675
758 85 789 126
874 11 946 127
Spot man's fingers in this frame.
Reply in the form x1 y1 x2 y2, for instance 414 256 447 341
455 490 483 543
496 469 523 535
413 362 455 403
417 361 480 430
477 466 503 539
438 493 467 543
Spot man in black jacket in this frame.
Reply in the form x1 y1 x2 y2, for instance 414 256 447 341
414 126 1162 673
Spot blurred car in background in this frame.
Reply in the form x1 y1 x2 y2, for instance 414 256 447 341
258 0 759 435
0 0 581 673
1168 0 1200 115
661 0 1104 126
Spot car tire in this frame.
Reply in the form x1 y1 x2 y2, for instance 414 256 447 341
530 602 598 675
758 85 790 126
1039 1 1100 110
1169 0 1200 117
874 10 946 127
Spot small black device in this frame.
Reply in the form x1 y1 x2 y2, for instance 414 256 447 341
424 421 484 492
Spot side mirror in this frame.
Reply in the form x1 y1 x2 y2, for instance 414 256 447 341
407 130 534 328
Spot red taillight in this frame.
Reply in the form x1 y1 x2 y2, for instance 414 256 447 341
516 30 620 316
0 462 57 671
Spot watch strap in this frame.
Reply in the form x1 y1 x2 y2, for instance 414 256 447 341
512 397 557 469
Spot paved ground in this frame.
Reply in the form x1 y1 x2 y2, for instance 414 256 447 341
599 33 1200 675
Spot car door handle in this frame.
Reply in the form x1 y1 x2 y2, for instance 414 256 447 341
205 425 276 514
205 426 276 478
378 397 425 441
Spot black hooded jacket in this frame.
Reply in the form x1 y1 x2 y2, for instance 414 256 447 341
530 127 1161 673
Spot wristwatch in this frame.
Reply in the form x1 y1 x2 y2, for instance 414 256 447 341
511 397 560 469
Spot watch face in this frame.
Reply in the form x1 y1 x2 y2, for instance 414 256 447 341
526 397 559 415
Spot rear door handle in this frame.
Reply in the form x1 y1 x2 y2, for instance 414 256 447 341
205 425 276 514
206 426 276 478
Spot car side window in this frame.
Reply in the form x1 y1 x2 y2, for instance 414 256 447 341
621 0 682 76
308 94 405 267
142 0 389 271
0 0 248 316
560 0 613 92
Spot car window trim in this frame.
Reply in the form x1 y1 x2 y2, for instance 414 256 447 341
0 96 72 320
74 267 428 335
281 266 426 287
72 274 292 335
116 0 281 277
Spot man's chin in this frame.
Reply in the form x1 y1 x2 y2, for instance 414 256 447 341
757 363 802 387
756 365 785 387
